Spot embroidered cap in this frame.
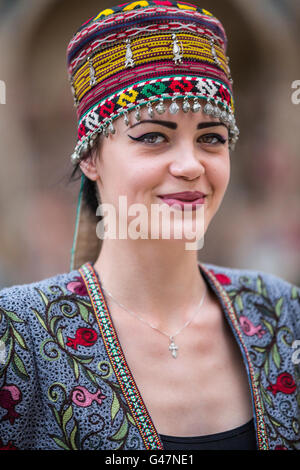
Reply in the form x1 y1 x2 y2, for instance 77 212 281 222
67 1 239 269
67 0 239 166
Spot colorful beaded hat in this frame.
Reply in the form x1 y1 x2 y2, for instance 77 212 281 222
67 0 239 270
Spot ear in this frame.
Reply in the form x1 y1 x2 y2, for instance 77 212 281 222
79 156 99 182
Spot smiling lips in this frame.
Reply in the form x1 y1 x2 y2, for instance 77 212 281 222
158 191 207 210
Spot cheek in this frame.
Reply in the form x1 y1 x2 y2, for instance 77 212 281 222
124 162 161 195
103 157 159 206
207 156 230 193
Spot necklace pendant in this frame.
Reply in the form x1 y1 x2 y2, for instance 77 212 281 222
169 337 178 358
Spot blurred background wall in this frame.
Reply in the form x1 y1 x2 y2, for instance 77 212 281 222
0 0 299 287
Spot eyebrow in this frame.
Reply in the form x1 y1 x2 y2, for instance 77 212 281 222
127 119 228 131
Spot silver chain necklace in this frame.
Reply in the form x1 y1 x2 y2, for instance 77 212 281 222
101 279 207 359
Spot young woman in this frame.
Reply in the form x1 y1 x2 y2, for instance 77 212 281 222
0 1 299 451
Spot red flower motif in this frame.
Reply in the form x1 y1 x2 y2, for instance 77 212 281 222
209 270 232 285
67 276 88 296
275 445 288 450
0 438 18 450
267 372 296 396
66 327 98 350
0 384 22 425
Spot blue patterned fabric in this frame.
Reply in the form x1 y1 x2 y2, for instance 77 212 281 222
0 262 299 450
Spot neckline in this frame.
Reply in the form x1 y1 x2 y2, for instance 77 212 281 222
78 261 269 450
159 417 255 442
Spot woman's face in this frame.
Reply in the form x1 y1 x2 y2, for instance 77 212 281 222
81 99 230 245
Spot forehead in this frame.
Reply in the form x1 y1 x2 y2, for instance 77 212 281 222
114 98 226 132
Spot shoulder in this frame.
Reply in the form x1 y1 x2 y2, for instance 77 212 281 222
0 270 87 323
202 261 299 296
202 261 300 334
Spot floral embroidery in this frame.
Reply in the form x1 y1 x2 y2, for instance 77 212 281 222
71 385 106 407
224 272 300 449
0 267 299 450
66 327 98 350
0 384 22 425
0 438 18 450
209 271 232 285
267 372 297 396
239 315 266 338
67 276 89 296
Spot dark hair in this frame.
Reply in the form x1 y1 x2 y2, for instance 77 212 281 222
68 133 102 215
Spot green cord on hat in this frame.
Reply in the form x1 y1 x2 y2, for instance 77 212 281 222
70 173 85 271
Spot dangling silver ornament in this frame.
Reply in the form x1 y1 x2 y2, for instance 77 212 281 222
88 56 97 87
82 140 89 152
135 105 141 121
90 133 97 143
125 38 134 68
108 120 115 134
220 109 229 123
182 97 190 113
233 125 240 137
226 56 234 85
212 106 221 118
227 113 234 127
156 99 166 115
123 110 129 126
210 38 221 67
192 98 201 113
71 151 80 165
70 81 78 107
204 100 214 115
172 33 183 65
169 98 179 114
103 124 109 137
147 102 154 118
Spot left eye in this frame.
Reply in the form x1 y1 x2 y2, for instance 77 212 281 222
199 134 226 145
128 132 165 144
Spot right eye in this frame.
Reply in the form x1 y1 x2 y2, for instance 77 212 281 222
128 132 167 145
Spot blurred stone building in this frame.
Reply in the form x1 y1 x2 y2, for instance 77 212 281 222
0 0 299 286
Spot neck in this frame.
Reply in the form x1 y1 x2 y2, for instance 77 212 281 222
93 238 208 329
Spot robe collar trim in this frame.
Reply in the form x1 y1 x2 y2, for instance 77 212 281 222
78 261 269 450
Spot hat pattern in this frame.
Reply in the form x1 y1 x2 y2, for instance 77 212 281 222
66 1 239 164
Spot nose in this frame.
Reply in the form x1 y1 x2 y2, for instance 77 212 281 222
168 143 205 180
